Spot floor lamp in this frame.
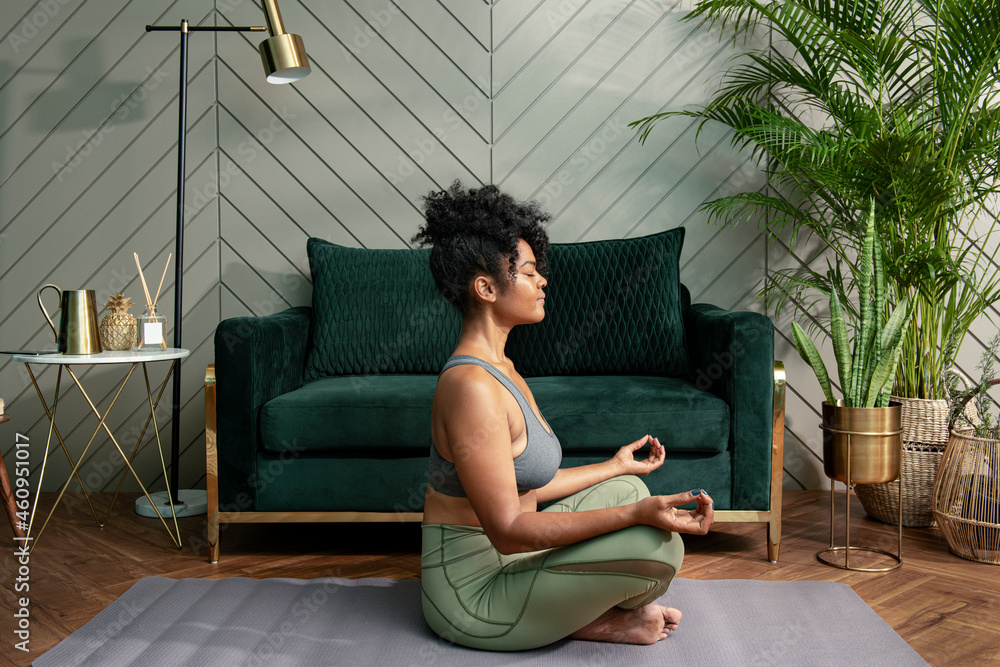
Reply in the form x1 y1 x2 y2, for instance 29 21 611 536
137 1 310 522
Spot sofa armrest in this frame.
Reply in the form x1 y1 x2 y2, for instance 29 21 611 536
214 306 312 508
685 303 774 509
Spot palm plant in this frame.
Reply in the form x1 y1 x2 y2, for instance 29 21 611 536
633 0 1000 400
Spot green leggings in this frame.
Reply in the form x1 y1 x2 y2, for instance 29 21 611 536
420 475 684 651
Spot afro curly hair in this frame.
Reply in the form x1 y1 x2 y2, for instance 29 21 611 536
412 180 550 318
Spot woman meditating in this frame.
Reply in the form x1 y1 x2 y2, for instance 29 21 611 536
414 181 713 651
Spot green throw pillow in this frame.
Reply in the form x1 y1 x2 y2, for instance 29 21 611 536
507 228 688 377
303 238 461 380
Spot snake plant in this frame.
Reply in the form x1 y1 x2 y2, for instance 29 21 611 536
792 202 913 408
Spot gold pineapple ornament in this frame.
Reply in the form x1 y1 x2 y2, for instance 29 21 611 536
99 292 137 350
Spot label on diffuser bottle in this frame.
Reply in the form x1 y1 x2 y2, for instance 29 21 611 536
144 321 163 345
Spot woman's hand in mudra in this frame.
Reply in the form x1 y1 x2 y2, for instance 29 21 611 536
611 435 666 477
635 490 714 535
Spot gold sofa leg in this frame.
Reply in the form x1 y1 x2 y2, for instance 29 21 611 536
205 364 220 564
768 361 785 563
712 361 785 561
203 364 423 563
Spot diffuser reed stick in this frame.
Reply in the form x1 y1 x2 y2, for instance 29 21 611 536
134 252 154 313
152 253 172 309
134 252 166 349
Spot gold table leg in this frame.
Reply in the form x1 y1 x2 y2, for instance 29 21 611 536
62 364 182 548
25 366 62 542
103 361 176 523
28 364 137 550
24 361 182 551
140 361 180 544
23 364 101 524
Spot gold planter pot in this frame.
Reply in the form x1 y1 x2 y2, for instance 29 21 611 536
817 401 904 572
822 401 903 484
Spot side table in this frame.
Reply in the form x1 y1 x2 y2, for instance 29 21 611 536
12 348 190 551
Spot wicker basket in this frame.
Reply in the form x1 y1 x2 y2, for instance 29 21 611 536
931 429 1000 564
931 379 1000 564
854 396 950 527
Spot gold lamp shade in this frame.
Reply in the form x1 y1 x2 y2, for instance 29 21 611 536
259 0 310 84
260 33 310 83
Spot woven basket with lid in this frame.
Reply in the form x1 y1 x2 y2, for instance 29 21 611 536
854 396 950 527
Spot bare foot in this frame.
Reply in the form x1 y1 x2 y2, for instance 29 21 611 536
569 604 682 645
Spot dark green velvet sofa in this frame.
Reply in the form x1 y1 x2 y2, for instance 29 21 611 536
205 229 786 563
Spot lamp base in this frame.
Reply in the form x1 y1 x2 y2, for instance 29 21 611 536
135 489 207 518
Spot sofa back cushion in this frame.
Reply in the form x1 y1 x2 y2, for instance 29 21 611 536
508 228 688 377
303 239 460 381
304 228 688 380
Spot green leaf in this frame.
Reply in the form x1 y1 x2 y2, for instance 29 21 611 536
849 206 879 406
865 298 914 407
855 297 878 407
828 288 853 402
792 321 837 404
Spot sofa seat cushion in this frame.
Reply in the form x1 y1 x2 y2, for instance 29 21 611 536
527 375 730 454
247 451 733 513
260 375 437 453
261 374 728 457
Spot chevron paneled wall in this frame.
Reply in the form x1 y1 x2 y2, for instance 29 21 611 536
4 0 992 506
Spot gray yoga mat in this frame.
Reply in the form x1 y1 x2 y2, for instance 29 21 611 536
34 576 928 666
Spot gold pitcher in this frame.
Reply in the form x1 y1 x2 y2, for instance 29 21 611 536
37 284 103 355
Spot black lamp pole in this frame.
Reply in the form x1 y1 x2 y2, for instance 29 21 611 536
146 21 266 505
145 4 309 512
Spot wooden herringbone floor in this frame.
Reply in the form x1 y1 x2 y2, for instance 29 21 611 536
1 490 998 666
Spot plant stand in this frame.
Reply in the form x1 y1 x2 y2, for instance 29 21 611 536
817 423 904 572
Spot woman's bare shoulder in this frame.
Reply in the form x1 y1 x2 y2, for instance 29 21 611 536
436 364 512 453
437 363 501 402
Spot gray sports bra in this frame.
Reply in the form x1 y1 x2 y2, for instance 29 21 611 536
427 355 562 497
